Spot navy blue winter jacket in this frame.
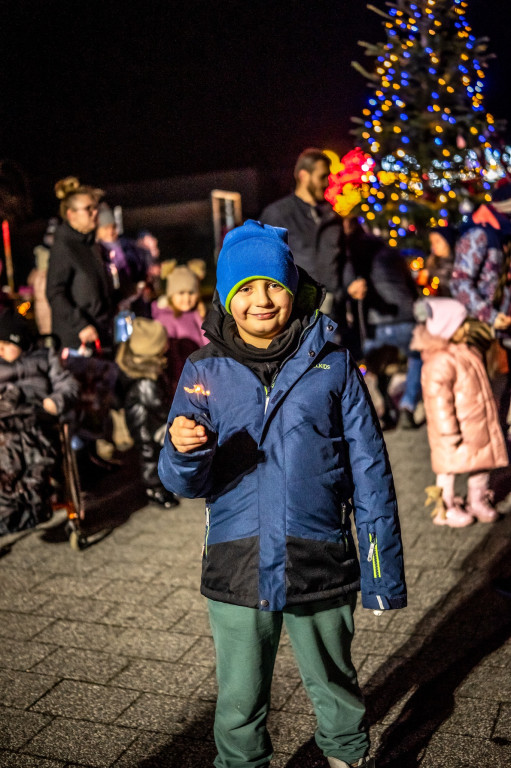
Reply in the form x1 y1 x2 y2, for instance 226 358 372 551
159 308 406 613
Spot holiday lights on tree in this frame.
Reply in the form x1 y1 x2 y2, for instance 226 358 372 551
343 0 510 250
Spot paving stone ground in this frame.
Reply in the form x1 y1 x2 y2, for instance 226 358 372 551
0 427 510 768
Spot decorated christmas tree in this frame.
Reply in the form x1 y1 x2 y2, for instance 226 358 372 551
329 0 510 252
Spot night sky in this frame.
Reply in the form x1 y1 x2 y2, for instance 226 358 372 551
3 0 511 211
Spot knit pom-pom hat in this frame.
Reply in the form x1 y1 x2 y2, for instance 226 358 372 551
216 219 299 314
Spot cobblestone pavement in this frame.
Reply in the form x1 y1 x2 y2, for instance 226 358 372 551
0 426 510 768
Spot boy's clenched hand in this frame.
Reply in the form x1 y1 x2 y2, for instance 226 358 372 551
169 416 210 453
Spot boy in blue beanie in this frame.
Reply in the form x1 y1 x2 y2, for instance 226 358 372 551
159 220 406 768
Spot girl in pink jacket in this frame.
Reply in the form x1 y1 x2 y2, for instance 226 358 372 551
411 297 508 528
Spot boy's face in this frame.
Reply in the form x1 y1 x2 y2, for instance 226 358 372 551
0 340 22 362
230 279 293 349
171 290 199 314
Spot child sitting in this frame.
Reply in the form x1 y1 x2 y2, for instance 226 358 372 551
158 220 406 768
115 317 178 509
0 309 78 535
151 264 207 396
411 297 508 527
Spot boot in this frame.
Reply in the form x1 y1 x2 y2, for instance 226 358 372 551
327 757 375 768
466 474 499 523
110 408 134 452
432 505 475 528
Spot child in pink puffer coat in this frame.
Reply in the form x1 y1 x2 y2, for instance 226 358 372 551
411 297 508 527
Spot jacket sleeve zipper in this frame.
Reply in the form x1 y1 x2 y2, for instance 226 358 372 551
204 505 211 556
368 533 381 579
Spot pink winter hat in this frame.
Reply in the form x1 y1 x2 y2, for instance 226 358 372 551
424 297 468 340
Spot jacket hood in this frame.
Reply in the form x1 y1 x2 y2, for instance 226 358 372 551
461 204 511 244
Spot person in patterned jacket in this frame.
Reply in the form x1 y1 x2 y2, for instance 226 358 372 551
450 183 511 445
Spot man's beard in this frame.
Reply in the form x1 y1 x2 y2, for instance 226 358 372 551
307 180 325 204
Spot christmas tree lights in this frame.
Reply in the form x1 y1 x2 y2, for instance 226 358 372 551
342 0 510 251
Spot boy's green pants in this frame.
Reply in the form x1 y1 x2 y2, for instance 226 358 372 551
208 595 369 768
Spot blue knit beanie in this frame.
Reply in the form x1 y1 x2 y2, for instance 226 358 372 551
216 220 299 314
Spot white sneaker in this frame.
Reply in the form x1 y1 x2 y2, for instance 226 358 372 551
327 756 375 767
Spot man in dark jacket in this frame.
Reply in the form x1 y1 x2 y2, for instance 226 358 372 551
159 220 406 768
259 148 366 343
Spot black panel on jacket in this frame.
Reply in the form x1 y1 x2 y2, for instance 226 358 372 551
201 537 260 607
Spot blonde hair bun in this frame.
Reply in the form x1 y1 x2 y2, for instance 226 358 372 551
54 176 81 200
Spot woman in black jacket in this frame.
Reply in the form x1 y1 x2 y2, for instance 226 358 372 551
46 177 115 352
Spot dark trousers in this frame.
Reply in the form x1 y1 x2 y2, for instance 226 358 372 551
208 595 369 768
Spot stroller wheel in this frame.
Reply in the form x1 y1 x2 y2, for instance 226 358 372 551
68 528 87 551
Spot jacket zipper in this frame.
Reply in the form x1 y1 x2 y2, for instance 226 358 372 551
368 532 381 579
204 505 211 556
341 501 349 549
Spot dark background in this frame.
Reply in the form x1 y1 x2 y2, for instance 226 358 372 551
2 0 510 215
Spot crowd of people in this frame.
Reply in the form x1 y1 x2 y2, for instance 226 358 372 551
0 152 510 532
0 174 210 532
0 148 510 768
